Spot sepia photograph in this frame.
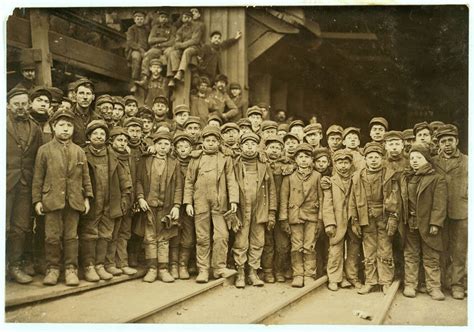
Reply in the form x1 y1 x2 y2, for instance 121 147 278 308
2 1 469 328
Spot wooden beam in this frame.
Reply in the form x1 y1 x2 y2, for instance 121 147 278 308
248 31 285 63
271 79 288 111
320 32 378 40
247 9 299 34
7 15 31 48
29 9 52 86
250 73 271 106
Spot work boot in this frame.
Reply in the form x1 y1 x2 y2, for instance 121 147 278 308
284 269 293 280
143 267 157 283
174 70 184 81
95 264 113 280
351 280 363 289
403 286 416 298
292 276 304 288
248 268 264 287
235 267 245 288
121 266 138 275
43 268 60 286
340 278 352 288
418 283 427 293
304 276 314 284
168 79 176 87
178 248 191 280
65 267 79 286
452 287 465 300
275 273 286 283
357 284 374 295
429 288 445 301
22 260 36 276
263 269 275 283
158 268 175 283
84 265 100 282
213 267 236 279
9 265 33 284
105 265 123 276
328 282 338 291
178 263 190 280
169 264 179 280
196 269 209 283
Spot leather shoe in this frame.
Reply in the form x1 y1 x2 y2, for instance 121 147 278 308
328 282 338 291
403 286 416 298
196 269 209 283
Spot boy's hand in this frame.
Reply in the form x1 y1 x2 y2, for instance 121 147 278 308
84 198 90 215
170 206 180 220
147 145 157 154
138 198 150 212
235 31 242 39
35 202 45 216
429 225 439 236
325 225 336 238
230 203 238 213
321 176 332 190
186 204 194 217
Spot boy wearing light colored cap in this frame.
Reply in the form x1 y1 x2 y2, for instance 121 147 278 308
280 143 325 288
232 132 277 288
349 142 400 295
80 120 132 282
247 106 263 134
173 104 190 132
136 131 183 283
400 143 447 301
237 118 253 135
32 110 93 286
433 124 467 300
124 95 139 118
183 125 239 283
342 127 365 172
321 149 361 291
326 125 344 155
369 117 388 143
283 132 299 159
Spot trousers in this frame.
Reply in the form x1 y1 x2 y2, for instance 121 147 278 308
262 221 291 274
232 214 265 269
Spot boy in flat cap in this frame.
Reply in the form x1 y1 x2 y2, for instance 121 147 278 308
221 123 241 158
322 149 361 291
384 131 409 173
105 127 138 276
277 123 288 139
173 104 191 132
342 127 365 172
15 60 36 91
29 86 53 142
112 97 126 126
137 58 169 108
238 118 253 135
71 79 95 147
124 95 139 119
32 110 93 286
279 143 325 288
7 88 43 284
369 117 388 143
183 125 239 283
184 116 203 148
151 96 175 131
229 82 246 122
303 123 323 150
136 131 183 283
400 143 447 301
190 76 212 126
126 11 149 81
326 125 344 156
261 121 278 140
137 106 156 144
283 132 300 159
169 133 195 279
349 142 400 295
288 120 305 142
402 129 415 157
208 74 238 123
80 120 132 281
262 135 294 283
207 113 223 127
93 95 115 129
314 148 332 176
247 106 264 134
433 124 467 299
232 132 277 288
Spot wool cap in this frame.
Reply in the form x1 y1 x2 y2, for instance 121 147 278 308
413 121 432 136
342 127 361 139
429 121 445 132
201 125 221 139
184 116 201 128
288 120 305 131
294 143 314 157
124 95 138 105
109 126 130 139
152 131 172 142
95 94 114 106
136 106 155 120
363 142 384 156
173 132 193 145
314 147 331 160
435 124 458 139
409 142 432 164
402 129 415 140
229 82 241 90
149 58 163 66
123 117 143 128
153 95 169 107
207 113 223 125
214 74 228 84
29 86 52 102
304 123 323 135
277 123 289 132
264 134 284 146
48 87 63 102
283 132 300 142
221 122 240 133
73 78 94 91
384 130 404 141
173 104 190 116
326 124 343 137
113 96 125 107
240 132 260 145
333 149 353 162
7 87 29 102
237 118 252 128
247 106 262 117
369 117 388 130
50 109 75 124
261 120 278 131
86 119 109 139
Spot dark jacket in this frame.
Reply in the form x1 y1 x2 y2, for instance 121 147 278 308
125 24 149 58
175 20 205 50
71 103 93 147
198 38 239 80
7 115 43 192
32 138 93 212
148 23 176 48
322 174 351 245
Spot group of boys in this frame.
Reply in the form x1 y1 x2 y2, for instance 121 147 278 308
6 79 467 303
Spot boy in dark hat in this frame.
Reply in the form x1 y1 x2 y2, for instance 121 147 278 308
326 125 344 156
283 132 299 159
229 82 246 122
369 117 388 143
71 78 95 147
277 123 288 139
124 95 139 118
208 74 238 123
433 124 467 299
137 106 156 144
221 122 241 157
349 142 400 295
32 109 93 286
402 129 415 156
232 132 277 288
238 118 253 135
137 58 169 108
29 86 53 143
136 131 183 283
111 97 126 127
207 113 223 127
400 143 447 301
183 125 239 283
303 123 323 150
342 127 365 172
126 10 149 80
261 120 278 140
247 106 263 134
184 116 203 148
173 104 191 132
7 88 43 284
314 147 332 176
288 120 305 142
384 131 409 172
80 120 132 281
15 60 36 91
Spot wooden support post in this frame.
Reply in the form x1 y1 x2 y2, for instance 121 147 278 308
171 70 191 107
29 8 52 86
271 79 288 111
287 82 305 119
250 73 272 106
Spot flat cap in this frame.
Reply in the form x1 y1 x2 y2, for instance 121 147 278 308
133 10 146 16
214 74 228 84
221 122 240 133
50 109 75 123
73 78 94 91
402 129 415 140
288 120 305 131
264 134 284 146
109 126 130 139
369 117 389 130
48 87 63 102
342 127 361 139
123 117 143 128
136 106 155 119
229 82 241 90
409 142 432 163
153 95 169 106
326 124 343 137
435 124 458 139
363 142 384 156
173 132 193 145
257 102 270 111
7 87 29 102
429 121 445 131
149 58 163 67
294 143 314 157
314 147 331 160
201 125 221 139
113 96 125 107
261 120 278 132
304 123 323 134
30 86 52 101
207 113 223 125
199 76 211 86
86 119 109 138
184 116 201 128
283 132 300 142
413 121 432 136
247 106 262 117
95 94 114 106
237 118 252 128
384 130 404 141
173 104 190 115
240 132 260 145
333 149 353 162
152 131 172 142
124 95 138 105
277 123 289 132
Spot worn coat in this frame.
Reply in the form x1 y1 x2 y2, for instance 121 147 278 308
175 20 205 50
198 38 239 80
322 174 351 245
433 151 468 220
83 146 132 220
32 138 94 212
125 24 149 58
233 156 277 224
279 170 324 224
349 167 401 227
400 167 448 251
148 23 176 48
183 151 239 214
7 115 43 192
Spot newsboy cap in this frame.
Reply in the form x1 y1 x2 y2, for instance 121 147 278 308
435 124 458 139
413 121 432 136
261 120 278 132
333 149 353 162
240 132 260 145
173 104 190 116
109 126 130 139
363 142 384 156
50 109 75 124
123 117 143 128
173 132 193 145
221 122 240 133
86 119 109 139
247 106 262 117
369 117 389 130
264 134 284 146
294 143 314 157
342 127 361 139
201 125 221 139
152 131 172 142
314 147 331 161
29 86 52 102
384 130 404 141
402 129 415 140
288 120 305 131
7 87 29 102
184 116 201 128
304 123 323 135
326 124 343 137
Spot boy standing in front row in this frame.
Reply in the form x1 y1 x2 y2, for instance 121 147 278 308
32 110 93 286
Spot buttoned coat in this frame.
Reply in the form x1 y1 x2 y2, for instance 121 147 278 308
433 151 468 220
183 151 239 214
7 115 43 192
399 167 448 251
32 139 93 212
279 170 324 224
83 146 132 220
233 156 277 224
